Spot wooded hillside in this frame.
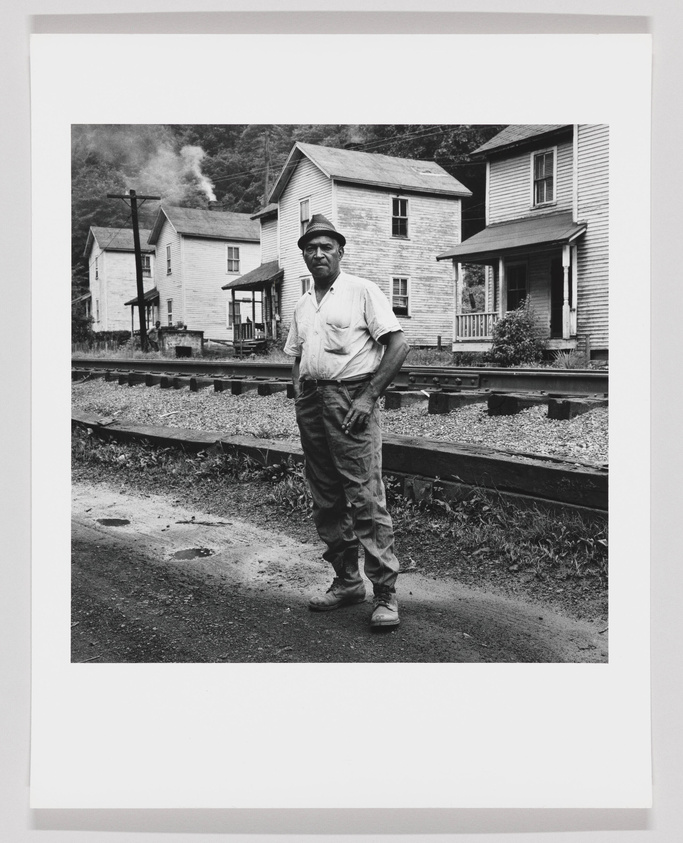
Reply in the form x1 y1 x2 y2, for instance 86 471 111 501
72 123 505 291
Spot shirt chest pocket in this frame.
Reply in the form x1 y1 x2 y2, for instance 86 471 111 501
323 322 350 355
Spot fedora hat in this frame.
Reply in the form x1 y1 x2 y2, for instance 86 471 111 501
297 213 346 250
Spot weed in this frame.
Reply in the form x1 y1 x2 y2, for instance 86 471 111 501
551 349 590 369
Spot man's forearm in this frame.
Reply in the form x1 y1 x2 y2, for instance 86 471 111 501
366 331 410 401
291 357 301 397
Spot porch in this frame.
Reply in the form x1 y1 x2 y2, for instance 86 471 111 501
222 260 283 350
437 213 587 348
124 287 159 333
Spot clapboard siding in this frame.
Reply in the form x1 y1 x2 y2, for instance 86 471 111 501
489 139 573 224
336 184 460 345
88 240 155 331
181 236 260 340
154 218 184 328
260 217 278 263
278 157 334 326
576 124 609 351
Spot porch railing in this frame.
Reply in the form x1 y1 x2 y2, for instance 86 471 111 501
233 322 274 342
455 311 500 341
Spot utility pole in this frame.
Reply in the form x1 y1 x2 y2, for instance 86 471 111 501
108 189 160 350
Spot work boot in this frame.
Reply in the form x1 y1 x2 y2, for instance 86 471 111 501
370 588 400 628
308 577 366 611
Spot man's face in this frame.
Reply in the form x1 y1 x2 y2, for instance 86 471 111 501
302 235 343 285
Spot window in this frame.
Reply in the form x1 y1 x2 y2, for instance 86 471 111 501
301 276 312 295
392 277 410 316
392 197 408 237
532 149 555 206
167 299 173 326
95 299 100 322
141 255 151 277
227 246 240 273
505 263 527 311
166 244 172 274
300 199 311 237
95 257 98 280
228 300 241 326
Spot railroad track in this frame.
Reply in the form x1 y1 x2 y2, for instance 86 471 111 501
72 357 608 397
72 358 609 513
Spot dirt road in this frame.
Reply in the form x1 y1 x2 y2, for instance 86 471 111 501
71 481 608 663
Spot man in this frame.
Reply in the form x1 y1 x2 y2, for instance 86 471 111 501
284 214 409 629
148 320 161 351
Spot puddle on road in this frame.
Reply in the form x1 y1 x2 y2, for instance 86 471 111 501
97 518 131 527
173 548 215 560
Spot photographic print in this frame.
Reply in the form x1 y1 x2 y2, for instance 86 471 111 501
31 32 651 810
70 122 609 665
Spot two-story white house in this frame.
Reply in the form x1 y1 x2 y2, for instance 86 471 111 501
83 227 155 332
437 124 609 360
225 142 472 348
147 205 261 341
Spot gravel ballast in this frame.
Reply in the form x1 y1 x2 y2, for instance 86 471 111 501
72 380 608 467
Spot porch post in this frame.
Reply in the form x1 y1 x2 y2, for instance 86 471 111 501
231 290 236 338
562 244 571 339
570 244 578 335
453 261 460 342
499 258 507 315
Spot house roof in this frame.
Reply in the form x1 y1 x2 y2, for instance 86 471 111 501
148 205 260 245
84 227 155 257
124 287 160 306
222 260 283 291
473 125 571 158
436 213 587 262
250 203 278 221
269 142 472 202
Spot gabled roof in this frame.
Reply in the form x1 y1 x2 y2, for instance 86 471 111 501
84 227 155 258
222 260 283 291
148 205 260 245
436 212 586 262
269 142 472 202
473 125 572 158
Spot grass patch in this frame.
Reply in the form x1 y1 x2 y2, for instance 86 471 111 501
73 429 607 599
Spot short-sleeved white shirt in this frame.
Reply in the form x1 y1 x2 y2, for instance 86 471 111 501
284 271 403 380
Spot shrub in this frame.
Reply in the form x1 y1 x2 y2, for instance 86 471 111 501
486 302 545 367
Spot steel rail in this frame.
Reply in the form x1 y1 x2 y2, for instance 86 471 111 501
72 357 608 397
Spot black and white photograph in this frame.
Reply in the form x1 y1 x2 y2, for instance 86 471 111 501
28 31 652 812
70 122 610 665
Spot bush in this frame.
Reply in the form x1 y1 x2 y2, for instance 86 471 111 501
486 303 545 367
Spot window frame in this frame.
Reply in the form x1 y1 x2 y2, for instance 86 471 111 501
94 256 98 280
391 196 409 238
226 245 240 274
300 275 313 296
530 147 557 208
504 260 528 312
141 254 152 277
166 244 172 275
228 299 241 327
166 298 173 326
391 275 411 317
300 198 311 238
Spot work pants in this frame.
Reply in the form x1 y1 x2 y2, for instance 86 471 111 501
294 381 400 592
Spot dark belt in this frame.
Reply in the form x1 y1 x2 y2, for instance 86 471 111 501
300 374 372 392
